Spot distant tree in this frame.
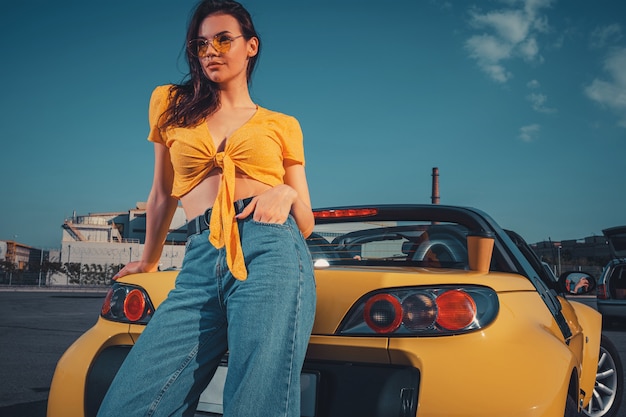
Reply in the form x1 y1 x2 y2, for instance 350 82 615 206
0 260 16 272
58 262 124 286
63 262 82 284
42 261 64 275
104 264 124 286
80 263 109 285
0 261 17 284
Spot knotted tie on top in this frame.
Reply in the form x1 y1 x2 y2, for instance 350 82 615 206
207 151 248 280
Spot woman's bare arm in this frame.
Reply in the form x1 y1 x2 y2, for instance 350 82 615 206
282 162 314 237
114 143 178 279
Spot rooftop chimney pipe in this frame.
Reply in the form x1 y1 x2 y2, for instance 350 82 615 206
431 167 440 205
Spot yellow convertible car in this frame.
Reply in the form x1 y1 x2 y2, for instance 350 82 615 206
48 204 623 417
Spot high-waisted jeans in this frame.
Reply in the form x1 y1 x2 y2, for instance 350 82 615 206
97 213 316 417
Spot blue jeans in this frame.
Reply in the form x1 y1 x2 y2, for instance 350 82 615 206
97 214 316 417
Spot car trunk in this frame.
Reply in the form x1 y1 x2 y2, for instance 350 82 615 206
603 225 626 258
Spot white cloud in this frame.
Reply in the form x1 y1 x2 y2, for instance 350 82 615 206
465 34 512 61
519 124 541 142
429 0 453 11
470 10 530 44
518 37 541 62
465 34 514 82
464 0 552 83
527 92 557 113
484 64 512 83
584 47 626 127
590 24 623 49
527 79 540 89
524 0 555 18
525 79 556 113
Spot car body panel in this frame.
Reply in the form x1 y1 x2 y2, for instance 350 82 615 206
120 271 177 305
312 268 536 335
387 291 577 417
564 299 603 406
47 319 133 417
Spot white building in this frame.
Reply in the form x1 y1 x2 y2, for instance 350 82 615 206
58 203 189 283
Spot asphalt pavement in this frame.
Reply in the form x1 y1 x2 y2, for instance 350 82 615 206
0 289 106 417
0 289 624 417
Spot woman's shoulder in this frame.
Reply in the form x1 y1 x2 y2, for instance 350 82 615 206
148 84 175 115
255 106 300 125
151 84 174 98
254 106 303 141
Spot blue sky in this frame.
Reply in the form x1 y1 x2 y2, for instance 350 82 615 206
1 0 625 249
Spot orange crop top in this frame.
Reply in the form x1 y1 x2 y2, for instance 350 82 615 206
147 85 305 280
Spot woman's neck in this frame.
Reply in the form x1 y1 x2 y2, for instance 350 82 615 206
217 78 255 109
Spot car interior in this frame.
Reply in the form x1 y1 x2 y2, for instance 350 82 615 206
307 223 471 269
609 264 626 299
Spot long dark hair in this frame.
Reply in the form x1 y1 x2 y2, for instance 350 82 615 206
161 0 260 129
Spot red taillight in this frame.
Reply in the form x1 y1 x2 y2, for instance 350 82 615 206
101 288 113 315
314 208 378 219
364 294 403 333
363 289 478 333
124 289 146 322
341 286 496 336
435 289 477 331
597 284 608 300
101 283 154 324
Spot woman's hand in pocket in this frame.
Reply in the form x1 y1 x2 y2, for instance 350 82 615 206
235 185 296 224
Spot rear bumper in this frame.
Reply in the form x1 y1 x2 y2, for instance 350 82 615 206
57 339 420 417
51 332 572 417
87 348 419 417
304 360 419 417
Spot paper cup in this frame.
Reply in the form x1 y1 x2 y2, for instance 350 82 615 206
467 232 495 272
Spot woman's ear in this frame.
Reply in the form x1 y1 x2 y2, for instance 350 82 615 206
247 37 259 58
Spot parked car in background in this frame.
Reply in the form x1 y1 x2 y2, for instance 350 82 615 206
597 226 626 323
48 204 623 417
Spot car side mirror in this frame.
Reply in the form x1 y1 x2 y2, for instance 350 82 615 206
558 271 596 295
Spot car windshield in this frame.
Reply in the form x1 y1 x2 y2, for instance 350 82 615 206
307 220 470 269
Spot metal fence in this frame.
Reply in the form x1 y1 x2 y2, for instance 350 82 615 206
0 270 50 287
0 263 123 287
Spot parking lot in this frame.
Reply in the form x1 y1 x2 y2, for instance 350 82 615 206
0 289 624 417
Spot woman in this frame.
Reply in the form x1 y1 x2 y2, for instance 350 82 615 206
97 1 316 416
